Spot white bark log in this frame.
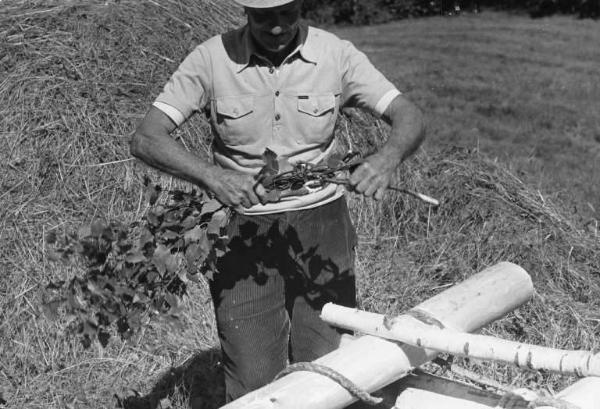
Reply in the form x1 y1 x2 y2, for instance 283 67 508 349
538 377 600 409
393 371 512 409
321 305 600 377
220 261 533 409
394 372 600 409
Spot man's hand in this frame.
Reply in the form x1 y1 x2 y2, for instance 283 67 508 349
348 94 425 200
130 108 267 212
348 152 397 201
206 169 267 212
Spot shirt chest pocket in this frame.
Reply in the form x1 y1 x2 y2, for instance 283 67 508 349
296 93 338 144
213 96 255 147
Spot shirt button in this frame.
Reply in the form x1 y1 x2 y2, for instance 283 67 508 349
275 113 281 121
313 108 319 114
269 67 274 74
275 90 280 97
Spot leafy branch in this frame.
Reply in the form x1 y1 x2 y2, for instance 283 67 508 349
259 149 438 206
43 150 436 349
44 178 230 348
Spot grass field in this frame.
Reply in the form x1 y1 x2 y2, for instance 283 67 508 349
334 12 600 220
1 3 599 408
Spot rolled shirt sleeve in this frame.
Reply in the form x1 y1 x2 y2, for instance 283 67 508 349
153 44 212 126
339 40 401 117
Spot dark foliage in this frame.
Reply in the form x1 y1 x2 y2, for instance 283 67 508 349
41 150 366 349
301 0 599 25
43 181 230 348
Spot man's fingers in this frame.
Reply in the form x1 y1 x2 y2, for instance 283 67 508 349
254 183 266 196
354 179 370 194
349 163 372 185
364 182 379 198
374 186 386 201
348 155 394 200
353 173 390 199
350 163 375 193
244 188 260 207
232 176 260 208
253 183 267 202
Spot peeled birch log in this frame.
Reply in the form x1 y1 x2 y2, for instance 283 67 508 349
220 262 533 409
392 371 516 409
321 304 600 377
394 372 600 409
536 377 600 409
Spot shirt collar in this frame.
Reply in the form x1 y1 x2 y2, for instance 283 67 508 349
232 22 317 72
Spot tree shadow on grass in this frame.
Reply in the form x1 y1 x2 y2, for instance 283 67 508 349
119 200 356 408
117 347 225 409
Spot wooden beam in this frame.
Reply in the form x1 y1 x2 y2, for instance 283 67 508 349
392 371 515 409
321 304 600 376
393 372 600 409
219 262 533 409
539 377 600 409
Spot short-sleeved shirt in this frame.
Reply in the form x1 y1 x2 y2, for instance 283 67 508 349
154 22 400 214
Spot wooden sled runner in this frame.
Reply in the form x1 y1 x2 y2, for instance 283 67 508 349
219 262 599 409
392 371 600 409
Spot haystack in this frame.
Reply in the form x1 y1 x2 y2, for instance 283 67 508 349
0 1 598 408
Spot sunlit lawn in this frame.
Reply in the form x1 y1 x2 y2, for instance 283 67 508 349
334 11 600 219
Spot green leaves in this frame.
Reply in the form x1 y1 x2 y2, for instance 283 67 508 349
125 250 146 264
42 148 377 350
144 175 162 205
326 152 346 168
184 225 204 244
257 148 280 188
256 149 359 193
263 148 279 174
151 244 174 275
44 183 230 349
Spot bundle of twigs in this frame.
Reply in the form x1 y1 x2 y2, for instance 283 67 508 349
257 150 439 206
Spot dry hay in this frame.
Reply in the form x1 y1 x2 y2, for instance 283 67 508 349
0 0 599 407
343 113 600 390
0 0 241 279
0 0 242 218
0 1 240 407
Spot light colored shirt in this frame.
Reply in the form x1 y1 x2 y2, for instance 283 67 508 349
154 22 400 214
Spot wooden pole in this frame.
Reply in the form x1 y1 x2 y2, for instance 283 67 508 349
393 372 600 409
537 377 600 409
321 304 600 377
220 262 533 409
392 371 516 409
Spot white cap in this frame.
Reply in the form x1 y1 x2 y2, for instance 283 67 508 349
234 0 295 8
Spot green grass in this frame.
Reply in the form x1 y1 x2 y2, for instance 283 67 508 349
0 3 598 408
334 12 600 220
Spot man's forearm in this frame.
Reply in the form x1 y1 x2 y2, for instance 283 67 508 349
381 94 425 167
130 120 220 191
348 95 425 199
130 107 265 210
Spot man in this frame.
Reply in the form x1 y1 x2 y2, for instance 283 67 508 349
130 0 424 401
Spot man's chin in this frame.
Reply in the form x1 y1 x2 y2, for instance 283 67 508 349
274 44 289 52
263 43 289 53
261 35 294 52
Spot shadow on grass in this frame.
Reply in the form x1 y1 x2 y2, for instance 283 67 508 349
118 200 357 408
116 347 225 409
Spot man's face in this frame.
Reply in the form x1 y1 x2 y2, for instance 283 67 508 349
245 1 303 53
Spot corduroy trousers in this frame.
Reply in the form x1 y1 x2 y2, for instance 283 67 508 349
210 197 357 402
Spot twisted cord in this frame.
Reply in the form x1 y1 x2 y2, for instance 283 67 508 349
274 362 383 406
